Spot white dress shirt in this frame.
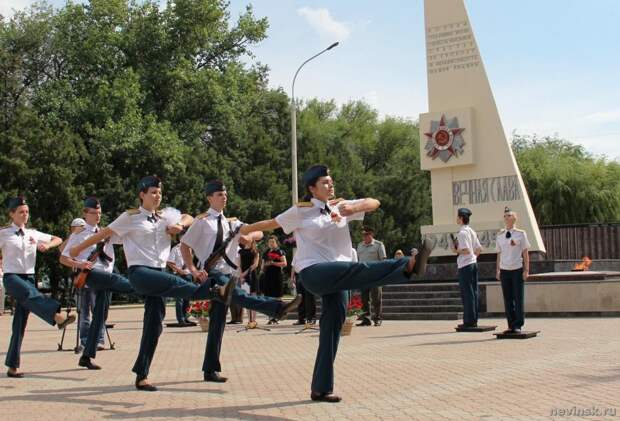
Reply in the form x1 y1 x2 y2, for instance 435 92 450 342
495 229 531 270
0 223 52 274
108 207 181 268
167 244 185 269
456 225 481 269
275 198 365 272
181 208 243 275
62 223 118 273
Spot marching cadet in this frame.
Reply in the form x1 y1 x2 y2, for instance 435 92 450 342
70 176 235 391
496 207 531 334
180 180 301 383
60 197 135 370
453 208 482 329
0 196 75 378
239 165 432 402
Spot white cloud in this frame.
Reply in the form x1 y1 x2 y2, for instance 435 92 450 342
581 109 620 124
297 7 350 41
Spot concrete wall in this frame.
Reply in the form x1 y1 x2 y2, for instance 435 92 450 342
486 280 620 313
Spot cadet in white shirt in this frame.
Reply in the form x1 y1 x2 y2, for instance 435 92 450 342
70 176 234 391
180 180 301 383
240 165 432 403
60 197 135 370
166 240 192 325
0 196 75 378
495 207 531 334
453 208 483 328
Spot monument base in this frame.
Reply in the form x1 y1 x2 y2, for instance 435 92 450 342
165 321 197 328
455 325 496 332
494 330 540 339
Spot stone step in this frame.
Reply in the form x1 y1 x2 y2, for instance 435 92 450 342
384 284 459 292
382 291 462 299
384 312 461 320
382 305 464 313
382 298 463 306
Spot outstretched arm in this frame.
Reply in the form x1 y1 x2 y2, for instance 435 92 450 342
338 198 380 216
69 228 114 258
38 235 62 252
240 219 281 235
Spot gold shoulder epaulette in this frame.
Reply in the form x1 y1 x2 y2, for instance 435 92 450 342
499 228 506 233
196 212 208 219
328 198 344 206
514 228 525 233
227 217 238 222
126 208 140 215
0 225 10 230
296 202 313 207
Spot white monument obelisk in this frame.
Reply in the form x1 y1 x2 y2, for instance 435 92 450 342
420 0 545 256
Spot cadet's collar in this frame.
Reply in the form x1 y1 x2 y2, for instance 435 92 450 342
310 198 327 209
85 223 98 232
139 206 155 216
11 222 25 231
208 208 224 218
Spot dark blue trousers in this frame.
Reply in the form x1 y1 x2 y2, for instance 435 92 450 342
127 265 216 379
3 273 60 368
458 263 479 326
82 270 134 359
500 268 525 329
203 273 285 374
299 258 413 393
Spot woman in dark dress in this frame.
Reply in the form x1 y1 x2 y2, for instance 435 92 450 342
261 235 287 324
238 239 260 326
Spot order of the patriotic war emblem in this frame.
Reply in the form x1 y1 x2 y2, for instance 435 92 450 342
424 115 465 162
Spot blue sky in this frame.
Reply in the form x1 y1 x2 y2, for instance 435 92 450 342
4 1 620 159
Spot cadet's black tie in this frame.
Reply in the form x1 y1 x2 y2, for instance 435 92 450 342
15 228 25 237
147 213 159 224
321 204 331 215
213 214 224 250
94 227 99 233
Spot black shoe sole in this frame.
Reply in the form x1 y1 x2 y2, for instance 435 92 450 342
412 238 433 277
277 295 302 320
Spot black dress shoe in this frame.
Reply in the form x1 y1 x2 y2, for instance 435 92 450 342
310 392 342 403
204 371 228 383
79 356 102 370
356 318 372 327
373 319 382 326
410 238 433 277
276 295 302 320
135 377 157 391
7 370 24 378
292 320 305 326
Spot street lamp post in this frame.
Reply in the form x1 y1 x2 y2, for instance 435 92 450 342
290 42 339 204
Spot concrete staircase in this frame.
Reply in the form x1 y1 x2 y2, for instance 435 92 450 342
290 283 465 321
381 283 463 320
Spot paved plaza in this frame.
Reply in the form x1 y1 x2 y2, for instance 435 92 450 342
0 305 618 420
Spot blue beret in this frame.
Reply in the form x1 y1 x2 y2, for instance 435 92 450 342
457 207 472 217
84 196 101 209
7 196 27 209
302 165 330 187
204 180 226 195
138 176 162 192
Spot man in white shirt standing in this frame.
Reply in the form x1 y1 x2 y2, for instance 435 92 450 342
495 207 531 334
453 208 482 329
